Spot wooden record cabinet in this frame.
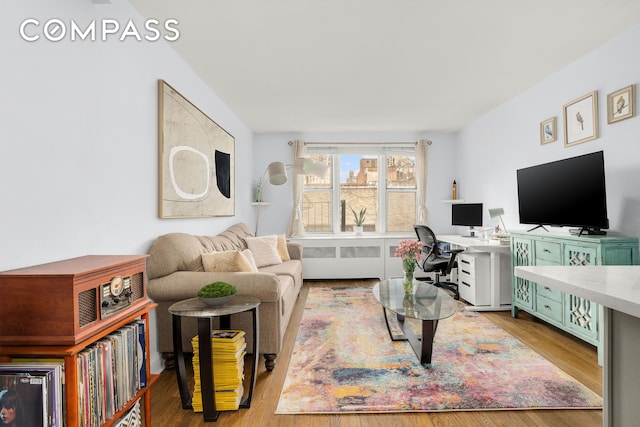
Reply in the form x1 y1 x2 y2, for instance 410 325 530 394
0 255 158 426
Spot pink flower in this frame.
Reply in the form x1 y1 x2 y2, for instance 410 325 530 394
395 239 422 262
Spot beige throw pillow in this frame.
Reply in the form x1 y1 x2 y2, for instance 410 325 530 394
245 235 282 268
241 249 259 272
202 251 254 272
277 234 291 261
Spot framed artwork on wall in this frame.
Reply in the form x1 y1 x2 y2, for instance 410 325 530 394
563 91 598 147
607 84 635 124
158 79 235 218
540 117 557 144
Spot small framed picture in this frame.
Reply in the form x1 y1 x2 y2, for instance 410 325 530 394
540 117 557 144
563 91 598 147
607 84 635 124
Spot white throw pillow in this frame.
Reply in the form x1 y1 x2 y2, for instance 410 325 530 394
276 234 291 261
201 251 254 272
242 249 259 272
245 235 282 268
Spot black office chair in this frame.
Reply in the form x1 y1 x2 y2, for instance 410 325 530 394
413 225 462 300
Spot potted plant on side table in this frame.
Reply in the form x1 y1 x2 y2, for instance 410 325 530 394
197 281 237 307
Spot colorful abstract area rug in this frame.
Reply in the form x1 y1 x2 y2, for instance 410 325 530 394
276 286 602 414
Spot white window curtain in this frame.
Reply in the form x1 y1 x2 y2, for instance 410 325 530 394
415 139 429 224
287 140 305 237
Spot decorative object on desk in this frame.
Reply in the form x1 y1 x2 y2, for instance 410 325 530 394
395 239 421 295
607 84 635 124
197 281 237 306
451 180 457 199
158 80 235 218
350 206 366 235
488 207 510 243
563 91 598 147
540 117 557 144
276 286 602 414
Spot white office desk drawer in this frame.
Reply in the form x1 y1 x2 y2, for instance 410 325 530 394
457 252 491 306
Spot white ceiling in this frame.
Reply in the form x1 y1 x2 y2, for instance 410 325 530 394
129 0 640 133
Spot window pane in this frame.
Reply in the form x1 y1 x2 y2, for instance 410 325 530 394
303 190 332 232
340 155 378 232
387 192 416 232
387 155 415 188
304 155 331 188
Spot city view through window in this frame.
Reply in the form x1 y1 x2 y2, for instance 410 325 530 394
302 154 416 233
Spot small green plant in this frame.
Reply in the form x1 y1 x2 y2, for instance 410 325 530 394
197 281 237 298
350 206 366 226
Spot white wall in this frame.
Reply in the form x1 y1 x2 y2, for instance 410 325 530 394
455 25 640 238
252 131 458 236
0 0 254 373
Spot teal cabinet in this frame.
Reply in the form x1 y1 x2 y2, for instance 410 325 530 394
511 231 638 360
511 237 534 312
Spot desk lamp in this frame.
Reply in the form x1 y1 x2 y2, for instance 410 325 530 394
488 208 509 237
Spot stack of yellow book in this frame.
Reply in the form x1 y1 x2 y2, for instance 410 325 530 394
191 330 246 412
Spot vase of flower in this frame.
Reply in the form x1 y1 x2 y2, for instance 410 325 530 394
403 267 415 295
403 294 416 316
395 239 422 296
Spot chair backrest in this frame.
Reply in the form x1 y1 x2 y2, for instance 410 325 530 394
413 225 439 261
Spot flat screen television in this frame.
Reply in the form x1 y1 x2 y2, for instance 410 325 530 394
452 203 483 237
516 151 609 235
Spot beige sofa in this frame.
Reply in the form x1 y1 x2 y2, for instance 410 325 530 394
146 223 303 371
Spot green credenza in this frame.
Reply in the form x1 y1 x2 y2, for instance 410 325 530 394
511 231 639 361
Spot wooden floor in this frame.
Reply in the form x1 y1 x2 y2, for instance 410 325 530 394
150 280 603 426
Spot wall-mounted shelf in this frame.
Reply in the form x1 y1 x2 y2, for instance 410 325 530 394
441 199 465 204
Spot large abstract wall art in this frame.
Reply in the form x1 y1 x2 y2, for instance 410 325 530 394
158 80 235 218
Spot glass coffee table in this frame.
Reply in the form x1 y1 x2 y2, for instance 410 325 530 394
373 278 457 366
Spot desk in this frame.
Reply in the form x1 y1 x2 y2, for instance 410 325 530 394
514 265 640 427
438 235 512 311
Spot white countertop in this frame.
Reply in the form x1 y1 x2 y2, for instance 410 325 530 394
438 235 511 253
515 265 640 318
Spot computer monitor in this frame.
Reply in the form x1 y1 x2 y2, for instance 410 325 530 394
452 203 483 237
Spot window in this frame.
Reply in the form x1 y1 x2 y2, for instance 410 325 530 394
302 144 417 234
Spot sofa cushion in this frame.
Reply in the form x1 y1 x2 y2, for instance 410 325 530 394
260 260 302 282
147 223 255 280
246 235 282 268
242 249 259 272
276 234 291 261
147 233 206 279
202 251 254 273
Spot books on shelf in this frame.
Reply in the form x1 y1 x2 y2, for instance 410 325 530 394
0 360 65 427
191 330 246 412
0 319 147 427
